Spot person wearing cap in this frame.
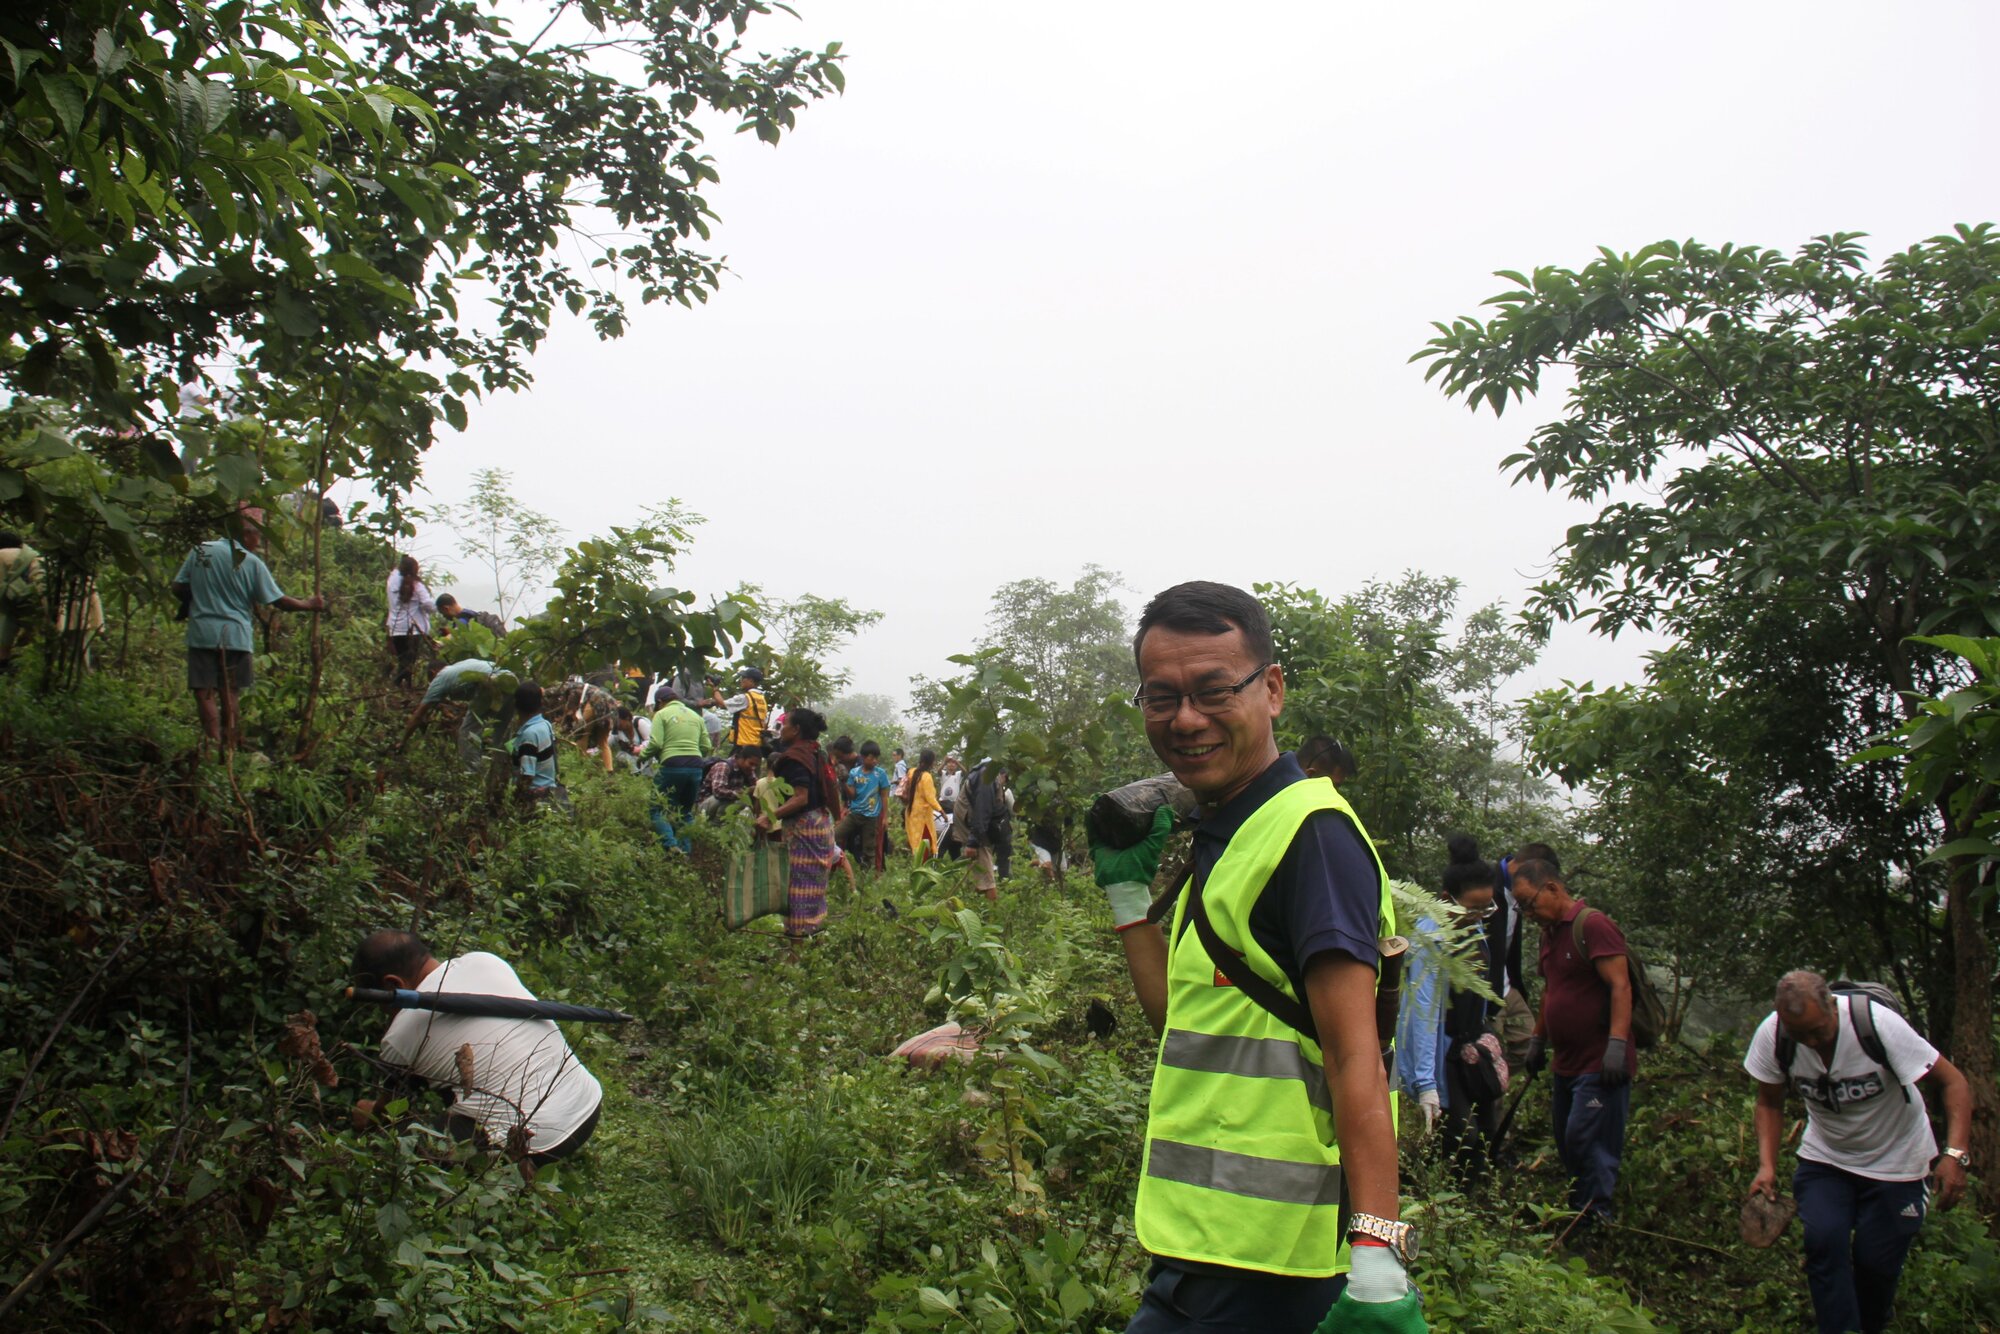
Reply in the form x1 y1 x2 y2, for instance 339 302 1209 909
1092 581 1419 1333
171 508 325 751
398 658 519 768
707 667 770 751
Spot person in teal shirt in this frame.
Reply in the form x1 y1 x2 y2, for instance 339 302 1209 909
399 658 519 768
508 681 562 806
836 741 894 869
170 509 324 751
643 688 710 851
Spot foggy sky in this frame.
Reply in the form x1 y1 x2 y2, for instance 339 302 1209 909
393 1 1999 714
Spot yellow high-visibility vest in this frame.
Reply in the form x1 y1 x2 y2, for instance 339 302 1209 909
1134 776 1393 1277
730 689 768 747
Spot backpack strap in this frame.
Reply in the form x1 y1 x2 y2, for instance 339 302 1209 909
1572 907 1594 957
1184 865 1319 1042
1845 994 1909 1104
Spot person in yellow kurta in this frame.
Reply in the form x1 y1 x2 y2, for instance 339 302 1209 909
903 747 943 860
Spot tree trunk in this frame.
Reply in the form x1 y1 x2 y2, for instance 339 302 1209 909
1944 853 2000 1221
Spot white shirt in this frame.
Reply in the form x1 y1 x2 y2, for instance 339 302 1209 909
938 772 962 807
380 953 603 1150
385 570 436 635
1743 994 1938 1180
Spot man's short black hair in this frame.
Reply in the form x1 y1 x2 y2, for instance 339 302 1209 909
0 531 22 549
436 593 459 609
514 681 544 715
830 735 855 756
859 740 881 758
1298 735 1357 781
1510 857 1562 891
1133 581 1274 673
352 929 433 989
1514 841 1560 875
731 744 761 761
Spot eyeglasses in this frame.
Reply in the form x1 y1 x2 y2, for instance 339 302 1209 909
1132 664 1271 722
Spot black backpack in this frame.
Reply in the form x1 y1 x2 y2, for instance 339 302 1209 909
1773 981 1912 1108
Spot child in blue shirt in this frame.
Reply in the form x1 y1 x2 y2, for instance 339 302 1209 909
508 681 561 803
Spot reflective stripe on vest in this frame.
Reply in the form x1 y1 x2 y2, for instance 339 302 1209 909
1134 776 1393 1278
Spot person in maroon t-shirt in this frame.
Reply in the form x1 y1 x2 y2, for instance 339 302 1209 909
1510 851 1636 1230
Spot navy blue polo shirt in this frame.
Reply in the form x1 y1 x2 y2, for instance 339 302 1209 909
1184 752 1382 994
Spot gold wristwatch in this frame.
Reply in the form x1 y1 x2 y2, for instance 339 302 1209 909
1346 1212 1418 1264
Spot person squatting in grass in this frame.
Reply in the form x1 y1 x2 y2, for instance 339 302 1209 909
1092 581 1424 1334
171 507 326 752
1744 970 1971 1334
1511 852 1636 1233
350 930 603 1168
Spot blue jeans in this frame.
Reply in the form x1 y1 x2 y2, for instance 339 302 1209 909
1794 1159 1927 1334
650 761 703 851
1125 1260 1345 1334
1551 1072 1629 1220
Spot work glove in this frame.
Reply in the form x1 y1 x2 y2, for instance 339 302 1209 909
1415 1088 1441 1132
1524 1035 1547 1077
1092 805 1174 931
1599 1037 1630 1088
1314 1246 1426 1333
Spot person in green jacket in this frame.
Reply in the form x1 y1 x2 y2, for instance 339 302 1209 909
644 687 710 852
1093 581 1423 1334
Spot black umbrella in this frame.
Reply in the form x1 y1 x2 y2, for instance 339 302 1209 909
345 986 634 1024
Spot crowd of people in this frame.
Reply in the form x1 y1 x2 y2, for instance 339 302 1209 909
142 520 1972 1333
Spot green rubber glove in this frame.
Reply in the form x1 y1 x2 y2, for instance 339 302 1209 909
1313 1290 1426 1333
1092 805 1174 929
1314 1246 1424 1332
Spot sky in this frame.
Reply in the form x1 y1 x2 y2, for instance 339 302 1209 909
392 1 1999 714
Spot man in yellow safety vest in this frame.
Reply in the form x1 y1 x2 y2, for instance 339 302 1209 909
1093 581 1423 1333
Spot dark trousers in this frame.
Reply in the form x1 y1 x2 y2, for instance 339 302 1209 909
1442 1059 1503 1188
1126 1259 1345 1334
835 809 882 867
650 761 702 851
1794 1159 1927 1334
1551 1072 1629 1220
388 633 422 685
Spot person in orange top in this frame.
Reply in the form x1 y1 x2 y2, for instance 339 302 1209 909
903 747 943 861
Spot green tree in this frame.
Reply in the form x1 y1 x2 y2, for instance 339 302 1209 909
1262 575 1550 883
1 0 842 545
432 466 562 626
515 503 753 682
734 591 881 708
1417 225 2000 1206
912 568 1154 863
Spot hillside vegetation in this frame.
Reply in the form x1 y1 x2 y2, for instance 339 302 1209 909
1 529 1995 1333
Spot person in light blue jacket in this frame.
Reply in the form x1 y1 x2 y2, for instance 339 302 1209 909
1399 851 1505 1187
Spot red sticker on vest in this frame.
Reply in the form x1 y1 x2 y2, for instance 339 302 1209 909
1214 970 1235 988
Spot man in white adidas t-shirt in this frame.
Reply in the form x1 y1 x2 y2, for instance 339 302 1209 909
1743 970 1970 1334
353 931 604 1166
